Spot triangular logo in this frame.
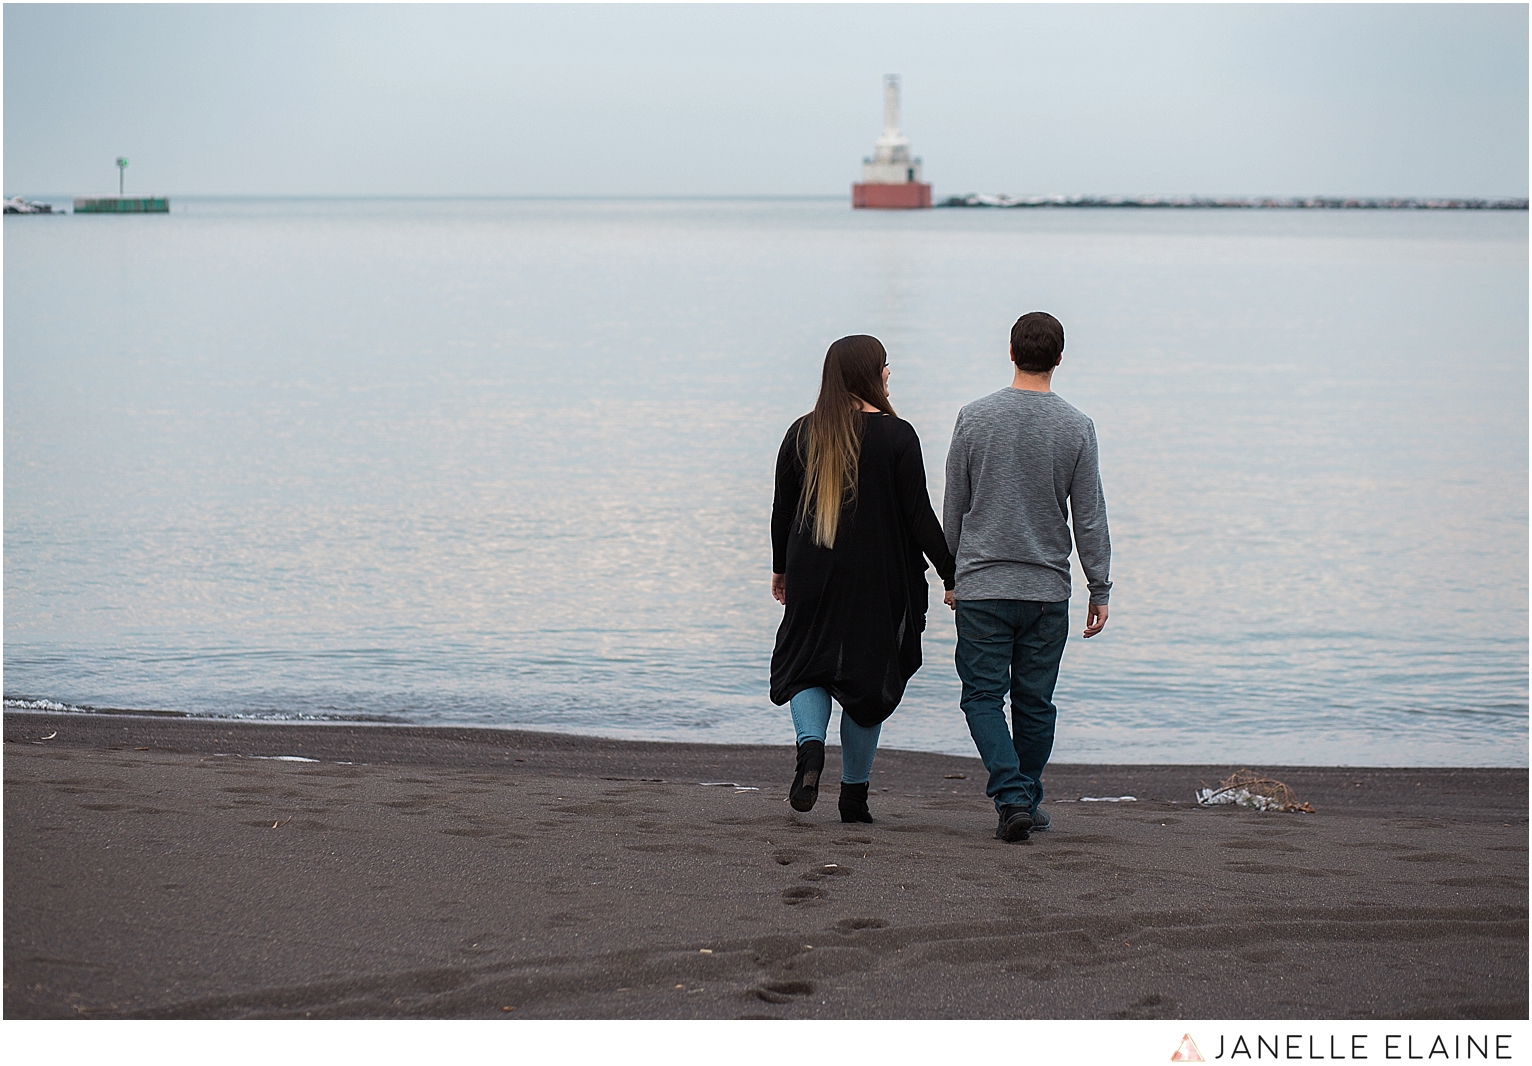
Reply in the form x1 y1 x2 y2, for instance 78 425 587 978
1171 1034 1204 1062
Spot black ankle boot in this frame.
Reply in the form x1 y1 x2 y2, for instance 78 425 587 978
839 781 873 823
789 740 825 812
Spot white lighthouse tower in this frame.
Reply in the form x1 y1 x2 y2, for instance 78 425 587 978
853 75 932 209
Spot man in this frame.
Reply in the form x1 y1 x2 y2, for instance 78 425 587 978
943 311 1111 843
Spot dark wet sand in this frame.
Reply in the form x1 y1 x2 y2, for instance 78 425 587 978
4 711 1526 1019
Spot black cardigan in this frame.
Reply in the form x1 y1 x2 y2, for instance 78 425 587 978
769 412 957 727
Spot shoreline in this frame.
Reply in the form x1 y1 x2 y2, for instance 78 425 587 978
5 711 1526 1019
6 703 1524 769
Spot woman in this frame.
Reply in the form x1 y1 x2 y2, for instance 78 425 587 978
770 335 956 822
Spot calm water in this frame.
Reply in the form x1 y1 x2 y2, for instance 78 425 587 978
4 198 1526 765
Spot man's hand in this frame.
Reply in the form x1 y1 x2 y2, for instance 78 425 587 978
943 589 956 610
771 573 787 605
1083 602 1108 638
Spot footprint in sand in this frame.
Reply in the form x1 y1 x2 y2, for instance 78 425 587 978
781 886 826 904
1238 948 1284 963
754 980 815 1003
1117 992 1177 1019
834 917 887 933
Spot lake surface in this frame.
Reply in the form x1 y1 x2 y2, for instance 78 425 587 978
5 198 1526 765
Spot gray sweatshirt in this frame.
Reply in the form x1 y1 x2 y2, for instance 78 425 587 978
943 387 1112 605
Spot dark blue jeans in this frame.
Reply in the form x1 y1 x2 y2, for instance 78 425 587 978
954 599 1070 813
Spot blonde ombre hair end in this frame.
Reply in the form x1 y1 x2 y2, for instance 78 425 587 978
797 335 896 548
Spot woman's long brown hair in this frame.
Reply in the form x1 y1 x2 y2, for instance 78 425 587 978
798 335 897 548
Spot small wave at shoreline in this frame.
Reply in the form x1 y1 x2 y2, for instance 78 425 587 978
2 696 401 725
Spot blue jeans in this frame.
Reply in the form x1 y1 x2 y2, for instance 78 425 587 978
789 687 881 785
954 599 1069 813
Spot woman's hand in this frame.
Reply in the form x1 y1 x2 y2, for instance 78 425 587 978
771 573 787 605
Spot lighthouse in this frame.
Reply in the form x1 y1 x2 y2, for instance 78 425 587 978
852 75 932 210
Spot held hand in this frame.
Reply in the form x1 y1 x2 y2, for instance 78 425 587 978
1083 602 1109 638
943 589 956 611
771 573 787 605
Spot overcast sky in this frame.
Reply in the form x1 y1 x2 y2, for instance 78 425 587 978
5 3 1527 199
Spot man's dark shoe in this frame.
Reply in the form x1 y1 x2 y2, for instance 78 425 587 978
838 781 874 823
995 804 1033 842
789 739 825 812
1029 805 1050 831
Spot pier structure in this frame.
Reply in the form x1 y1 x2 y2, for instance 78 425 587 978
852 75 932 210
74 197 169 214
72 156 169 213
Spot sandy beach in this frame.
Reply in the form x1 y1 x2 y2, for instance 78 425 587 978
4 710 1525 1019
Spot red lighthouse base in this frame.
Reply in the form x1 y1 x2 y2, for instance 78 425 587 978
853 182 932 209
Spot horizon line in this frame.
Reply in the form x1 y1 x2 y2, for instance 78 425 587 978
8 191 1530 203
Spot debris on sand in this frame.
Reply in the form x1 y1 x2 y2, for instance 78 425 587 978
1196 769 1315 813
